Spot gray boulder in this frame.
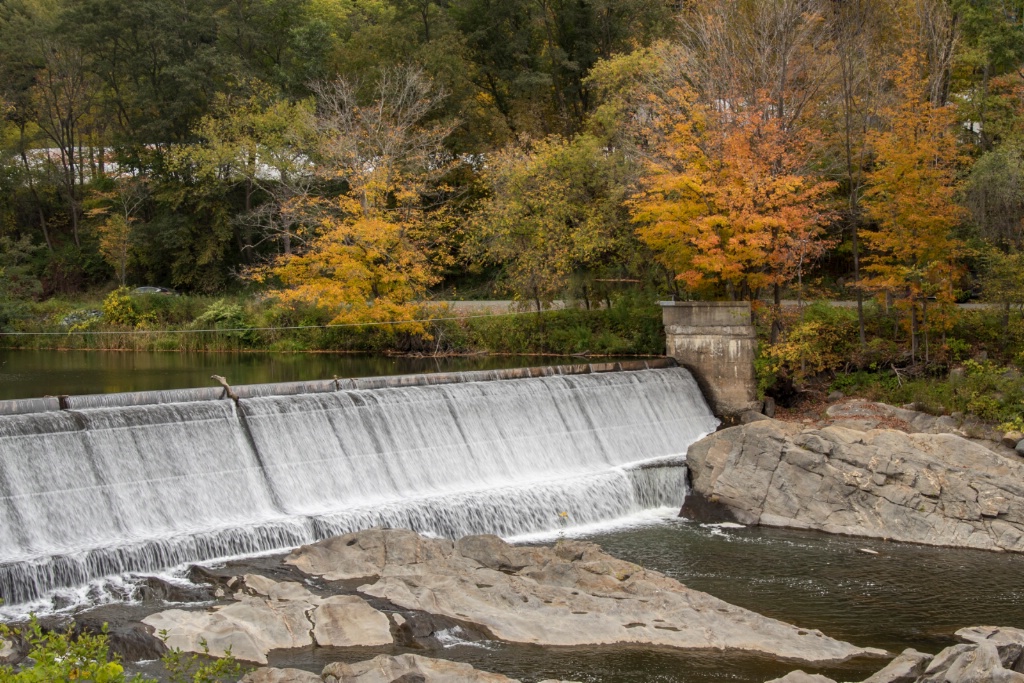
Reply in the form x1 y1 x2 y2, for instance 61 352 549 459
765 672 838 683
919 641 1024 683
240 668 323 683
768 627 1024 683
684 419 1024 552
1002 432 1024 450
861 649 933 683
0 637 18 664
287 529 882 664
956 626 1024 672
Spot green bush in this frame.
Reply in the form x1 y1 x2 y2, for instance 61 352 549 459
0 618 132 683
0 618 243 683
191 300 257 346
102 288 142 327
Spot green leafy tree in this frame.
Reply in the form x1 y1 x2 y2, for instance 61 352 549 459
467 133 635 309
170 83 315 260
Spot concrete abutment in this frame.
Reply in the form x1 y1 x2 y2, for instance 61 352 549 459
661 301 759 418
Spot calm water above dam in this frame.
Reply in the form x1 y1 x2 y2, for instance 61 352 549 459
0 349 638 401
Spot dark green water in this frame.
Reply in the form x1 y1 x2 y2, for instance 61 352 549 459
0 349 619 401
247 519 1024 683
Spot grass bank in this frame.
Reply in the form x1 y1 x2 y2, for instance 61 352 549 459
0 289 666 357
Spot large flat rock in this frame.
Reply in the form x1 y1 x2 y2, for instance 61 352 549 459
286 528 881 664
684 419 1024 552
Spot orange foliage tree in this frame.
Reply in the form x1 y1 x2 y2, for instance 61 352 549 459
631 87 836 308
862 51 966 360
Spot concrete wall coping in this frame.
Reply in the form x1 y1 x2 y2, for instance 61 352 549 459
665 325 757 337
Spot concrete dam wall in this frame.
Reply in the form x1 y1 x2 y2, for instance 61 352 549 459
0 363 718 606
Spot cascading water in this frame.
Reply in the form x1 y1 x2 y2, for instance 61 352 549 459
0 366 718 607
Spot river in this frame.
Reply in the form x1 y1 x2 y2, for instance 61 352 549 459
3 350 1022 682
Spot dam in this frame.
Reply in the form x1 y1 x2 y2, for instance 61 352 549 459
0 361 718 606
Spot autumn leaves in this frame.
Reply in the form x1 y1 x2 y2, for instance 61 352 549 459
170 0 972 345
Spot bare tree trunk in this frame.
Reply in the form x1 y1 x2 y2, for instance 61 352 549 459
771 282 782 344
922 297 929 364
18 132 52 251
910 298 919 362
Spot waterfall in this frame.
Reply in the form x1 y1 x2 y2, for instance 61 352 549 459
0 367 717 606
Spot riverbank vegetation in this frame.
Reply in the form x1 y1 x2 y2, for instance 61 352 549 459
2 0 1024 422
1 288 666 357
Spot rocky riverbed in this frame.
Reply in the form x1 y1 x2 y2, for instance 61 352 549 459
139 528 879 671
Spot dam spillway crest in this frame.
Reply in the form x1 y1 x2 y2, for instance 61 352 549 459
0 365 718 607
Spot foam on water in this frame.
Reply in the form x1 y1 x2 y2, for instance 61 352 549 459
0 367 718 608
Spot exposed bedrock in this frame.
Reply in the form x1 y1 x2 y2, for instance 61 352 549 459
767 626 1024 683
140 529 880 668
286 528 880 663
683 418 1024 551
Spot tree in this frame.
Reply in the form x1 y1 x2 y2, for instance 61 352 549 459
254 68 457 334
467 133 635 309
0 235 42 331
955 0 1024 150
31 44 96 248
629 77 836 309
610 0 838 339
827 0 894 347
61 0 233 150
170 83 315 260
90 178 148 286
977 246 1024 331
862 51 966 361
963 143 1024 249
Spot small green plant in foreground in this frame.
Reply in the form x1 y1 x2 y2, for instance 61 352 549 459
0 618 136 683
0 618 242 683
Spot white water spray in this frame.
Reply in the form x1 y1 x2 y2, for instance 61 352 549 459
0 367 717 606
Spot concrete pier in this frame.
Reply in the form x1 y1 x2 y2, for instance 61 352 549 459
661 301 759 418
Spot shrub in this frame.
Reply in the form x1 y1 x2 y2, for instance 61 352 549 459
0 618 134 683
0 618 243 683
192 300 257 346
764 302 859 382
102 288 139 327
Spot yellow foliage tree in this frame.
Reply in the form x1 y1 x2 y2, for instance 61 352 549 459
89 179 147 286
252 68 456 336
